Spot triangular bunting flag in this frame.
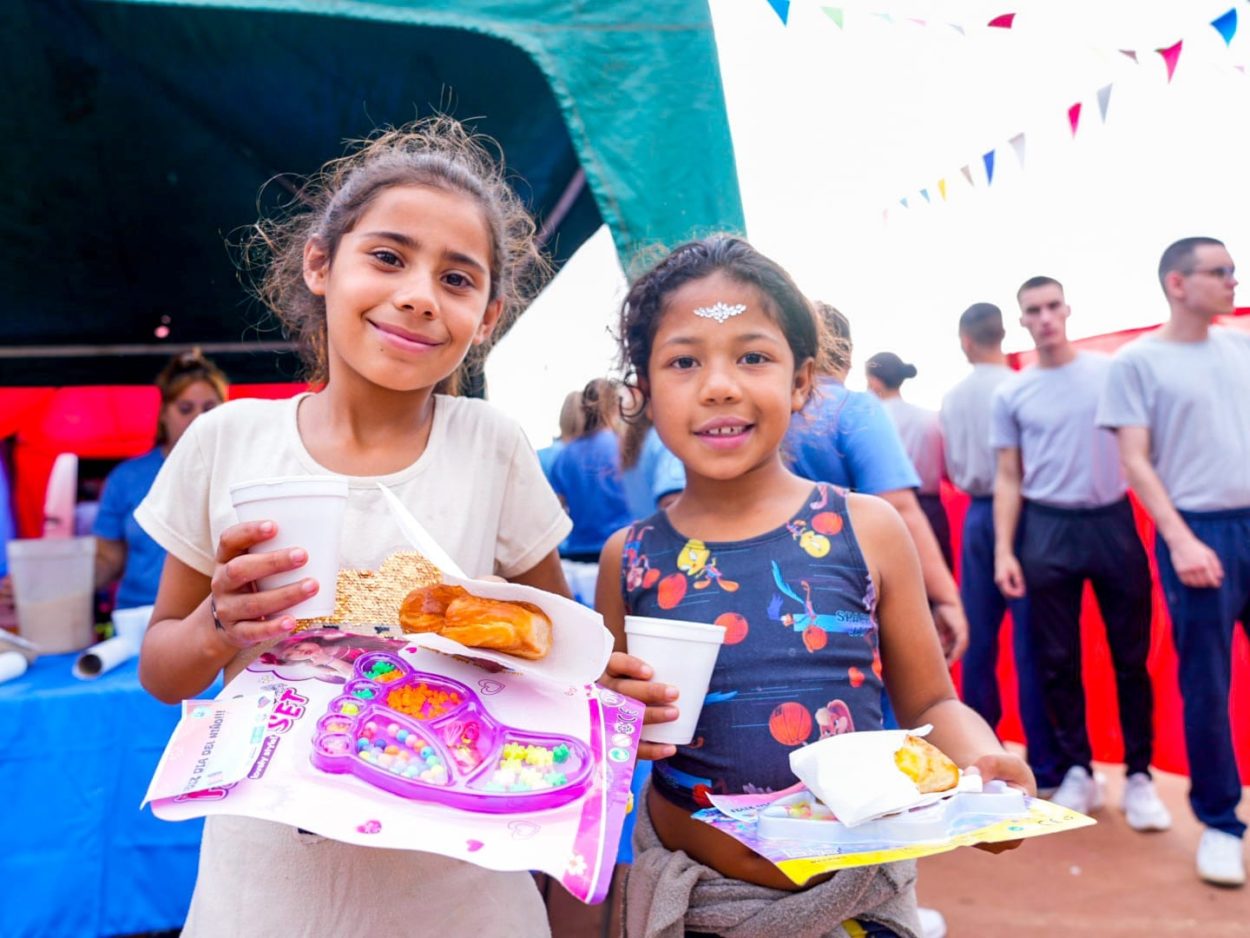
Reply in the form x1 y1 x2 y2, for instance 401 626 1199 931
983 150 996 185
938 178 948 201
1009 133 1026 167
1097 84 1113 122
822 7 844 29
1068 102 1082 136
1211 9 1237 46
920 188 931 203
899 197 910 209
907 18 927 27
766 0 790 25
949 23 966 35
1120 49 1139 63
960 165 974 186
872 12 894 24
1157 40 1183 82
988 13 1016 29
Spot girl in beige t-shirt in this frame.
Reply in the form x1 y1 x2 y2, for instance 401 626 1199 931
134 118 571 937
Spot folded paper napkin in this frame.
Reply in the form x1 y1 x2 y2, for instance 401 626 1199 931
788 726 975 828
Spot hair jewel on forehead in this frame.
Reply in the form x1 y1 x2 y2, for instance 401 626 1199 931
692 302 748 324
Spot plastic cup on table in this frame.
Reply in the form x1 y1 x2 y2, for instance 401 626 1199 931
229 476 349 619
6 535 97 653
624 615 725 745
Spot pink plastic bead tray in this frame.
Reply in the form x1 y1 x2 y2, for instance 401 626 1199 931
311 652 594 813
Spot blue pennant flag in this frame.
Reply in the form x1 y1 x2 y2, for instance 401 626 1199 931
766 0 790 24
983 149 996 185
1211 8 1237 46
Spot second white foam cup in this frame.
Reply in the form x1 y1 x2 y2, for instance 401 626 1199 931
624 615 726 745
229 476 349 619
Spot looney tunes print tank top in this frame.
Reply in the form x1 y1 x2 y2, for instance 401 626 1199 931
622 483 885 811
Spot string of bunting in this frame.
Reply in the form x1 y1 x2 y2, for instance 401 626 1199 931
757 3 1246 219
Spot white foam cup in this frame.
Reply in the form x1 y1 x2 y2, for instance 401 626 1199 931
111 605 155 648
229 476 349 619
624 615 725 745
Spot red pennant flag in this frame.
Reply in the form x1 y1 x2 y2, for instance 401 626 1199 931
988 13 1016 29
1068 102 1082 136
1120 49 1138 63
1157 40 1183 82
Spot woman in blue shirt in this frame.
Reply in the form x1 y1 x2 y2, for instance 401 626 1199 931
93 350 228 609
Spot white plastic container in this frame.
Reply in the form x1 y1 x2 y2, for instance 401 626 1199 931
625 615 725 745
6 535 97 653
229 476 349 619
757 782 1029 847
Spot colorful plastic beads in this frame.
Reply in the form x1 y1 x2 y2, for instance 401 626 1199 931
484 742 574 793
385 682 463 720
356 718 449 785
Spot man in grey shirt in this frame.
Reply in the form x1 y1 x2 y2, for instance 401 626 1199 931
1099 236 1250 887
940 303 1058 794
992 276 1168 831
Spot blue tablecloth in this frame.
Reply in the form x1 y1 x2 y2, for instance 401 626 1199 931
0 652 212 938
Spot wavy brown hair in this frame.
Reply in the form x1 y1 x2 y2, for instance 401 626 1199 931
239 116 550 391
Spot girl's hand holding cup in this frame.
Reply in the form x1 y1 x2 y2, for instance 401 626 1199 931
969 750 1037 854
208 521 316 648
601 650 680 760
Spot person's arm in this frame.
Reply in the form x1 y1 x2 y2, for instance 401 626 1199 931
853 494 1035 807
594 527 680 760
95 537 127 589
877 488 968 662
508 548 573 598
1116 426 1223 588
992 447 1026 599
139 521 314 703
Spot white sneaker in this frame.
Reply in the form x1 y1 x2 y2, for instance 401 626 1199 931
1050 766 1103 815
1121 773 1172 832
917 906 948 938
1196 828 1246 886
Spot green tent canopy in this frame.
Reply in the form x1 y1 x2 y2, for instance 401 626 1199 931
0 0 743 385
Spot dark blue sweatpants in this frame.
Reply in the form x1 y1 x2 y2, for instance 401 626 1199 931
1156 507 1250 838
960 497 1062 789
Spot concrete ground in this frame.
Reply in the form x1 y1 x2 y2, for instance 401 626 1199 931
544 762 1250 936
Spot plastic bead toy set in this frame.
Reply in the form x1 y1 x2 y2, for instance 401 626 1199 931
312 653 593 813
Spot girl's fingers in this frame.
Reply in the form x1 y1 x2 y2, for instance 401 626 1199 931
223 615 299 648
636 741 678 761
607 651 655 681
214 548 308 593
216 579 318 632
607 677 679 706
215 521 278 563
642 704 680 726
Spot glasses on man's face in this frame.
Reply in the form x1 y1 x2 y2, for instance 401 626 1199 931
1184 266 1237 282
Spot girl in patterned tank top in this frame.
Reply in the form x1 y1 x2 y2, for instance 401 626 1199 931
597 238 1034 937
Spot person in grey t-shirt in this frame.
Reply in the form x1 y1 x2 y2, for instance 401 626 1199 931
865 351 951 567
1098 236 1250 887
940 303 1059 793
992 276 1167 830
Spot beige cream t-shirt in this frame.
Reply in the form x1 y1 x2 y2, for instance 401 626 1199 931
137 392 571 582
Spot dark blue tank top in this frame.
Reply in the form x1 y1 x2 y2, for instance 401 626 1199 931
621 483 885 811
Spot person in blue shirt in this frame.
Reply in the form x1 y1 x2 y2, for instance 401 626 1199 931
785 303 968 662
93 350 228 609
621 425 685 520
536 389 583 483
548 378 633 563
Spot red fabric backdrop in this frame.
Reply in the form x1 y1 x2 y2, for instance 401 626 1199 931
953 309 1250 783
1 384 306 538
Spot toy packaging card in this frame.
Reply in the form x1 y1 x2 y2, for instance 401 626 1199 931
144 513 638 905
146 631 641 904
697 780 1095 886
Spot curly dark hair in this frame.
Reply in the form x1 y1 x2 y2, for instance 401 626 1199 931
238 116 550 392
615 236 827 464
